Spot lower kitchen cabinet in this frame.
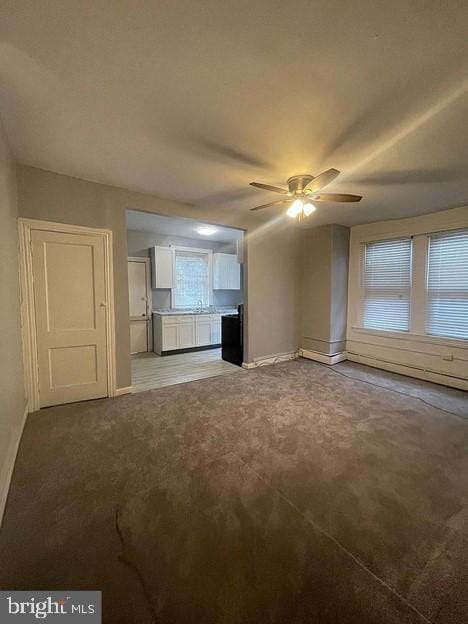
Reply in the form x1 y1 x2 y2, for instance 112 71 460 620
196 316 212 346
178 321 196 349
153 313 221 354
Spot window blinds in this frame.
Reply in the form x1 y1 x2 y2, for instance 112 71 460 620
174 251 210 308
362 238 412 332
426 229 468 340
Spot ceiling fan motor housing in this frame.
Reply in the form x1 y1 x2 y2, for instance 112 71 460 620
287 174 314 194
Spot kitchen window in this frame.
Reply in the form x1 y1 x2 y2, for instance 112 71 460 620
362 238 412 332
426 229 468 339
173 250 211 309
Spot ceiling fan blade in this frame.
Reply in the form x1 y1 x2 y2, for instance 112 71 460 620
311 193 362 203
250 199 291 211
250 182 289 194
304 168 340 192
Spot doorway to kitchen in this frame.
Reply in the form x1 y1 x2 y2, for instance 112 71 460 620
126 209 245 392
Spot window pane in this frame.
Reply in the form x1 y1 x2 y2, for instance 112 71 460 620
363 294 411 332
426 230 468 339
174 252 209 308
362 238 412 332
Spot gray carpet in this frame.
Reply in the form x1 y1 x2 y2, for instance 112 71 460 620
1 359 467 623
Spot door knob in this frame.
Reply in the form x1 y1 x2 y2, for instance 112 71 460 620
100 302 106 308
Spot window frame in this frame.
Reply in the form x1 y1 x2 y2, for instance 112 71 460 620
359 237 413 333
357 229 468 344
170 246 213 309
425 228 468 340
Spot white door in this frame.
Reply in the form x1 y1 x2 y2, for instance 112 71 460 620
130 320 148 354
128 259 149 353
31 229 108 407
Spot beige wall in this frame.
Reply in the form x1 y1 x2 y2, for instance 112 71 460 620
300 224 349 356
0 119 26 523
17 166 300 385
300 225 332 354
246 225 300 360
330 225 350 352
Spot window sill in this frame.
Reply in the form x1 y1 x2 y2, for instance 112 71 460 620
350 326 468 349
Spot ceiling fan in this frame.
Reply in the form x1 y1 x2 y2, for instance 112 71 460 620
249 168 362 218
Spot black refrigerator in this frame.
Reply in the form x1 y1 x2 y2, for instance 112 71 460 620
221 304 243 366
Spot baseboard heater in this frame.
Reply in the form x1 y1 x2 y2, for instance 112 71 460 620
347 351 468 390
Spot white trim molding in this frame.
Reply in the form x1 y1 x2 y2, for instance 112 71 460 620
18 218 117 411
114 386 133 396
299 349 348 365
0 402 28 527
242 351 298 369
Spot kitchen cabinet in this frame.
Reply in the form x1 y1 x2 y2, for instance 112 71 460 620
196 316 212 346
151 246 174 289
196 315 221 346
178 320 196 349
213 253 240 290
153 313 221 354
211 316 221 344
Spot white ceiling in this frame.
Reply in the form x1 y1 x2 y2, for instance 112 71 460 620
1 1 467 226
126 209 243 243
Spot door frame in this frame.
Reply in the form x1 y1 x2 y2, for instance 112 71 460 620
18 218 117 411
128 256 152 351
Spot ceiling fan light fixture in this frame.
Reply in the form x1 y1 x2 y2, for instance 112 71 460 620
287 199 303 218
303 202 316 216
249 168 362 213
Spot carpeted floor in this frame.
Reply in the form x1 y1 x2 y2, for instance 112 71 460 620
1 359 467 623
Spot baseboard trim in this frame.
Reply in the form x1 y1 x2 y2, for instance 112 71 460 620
242 351 298 369
114 386 133 396
299 349 348 365
347 352 468 391
0 402 28 527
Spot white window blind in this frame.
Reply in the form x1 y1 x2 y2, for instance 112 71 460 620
362 238 412 332
174 251 210 308
426 229 468 339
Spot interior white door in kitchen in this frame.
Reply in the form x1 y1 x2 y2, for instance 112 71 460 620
128 258 150 353
31 229 108 407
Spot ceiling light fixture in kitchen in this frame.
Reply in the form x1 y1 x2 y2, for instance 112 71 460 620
196 225 218 236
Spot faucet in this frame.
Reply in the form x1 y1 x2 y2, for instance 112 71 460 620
197 299 203 313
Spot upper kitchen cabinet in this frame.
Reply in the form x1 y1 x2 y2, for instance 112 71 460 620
213 253 241 290
151 246 174 289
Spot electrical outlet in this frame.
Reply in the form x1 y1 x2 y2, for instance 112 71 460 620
442 353 454 361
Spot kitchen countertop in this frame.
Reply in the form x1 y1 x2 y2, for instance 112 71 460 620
152 307 239 316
